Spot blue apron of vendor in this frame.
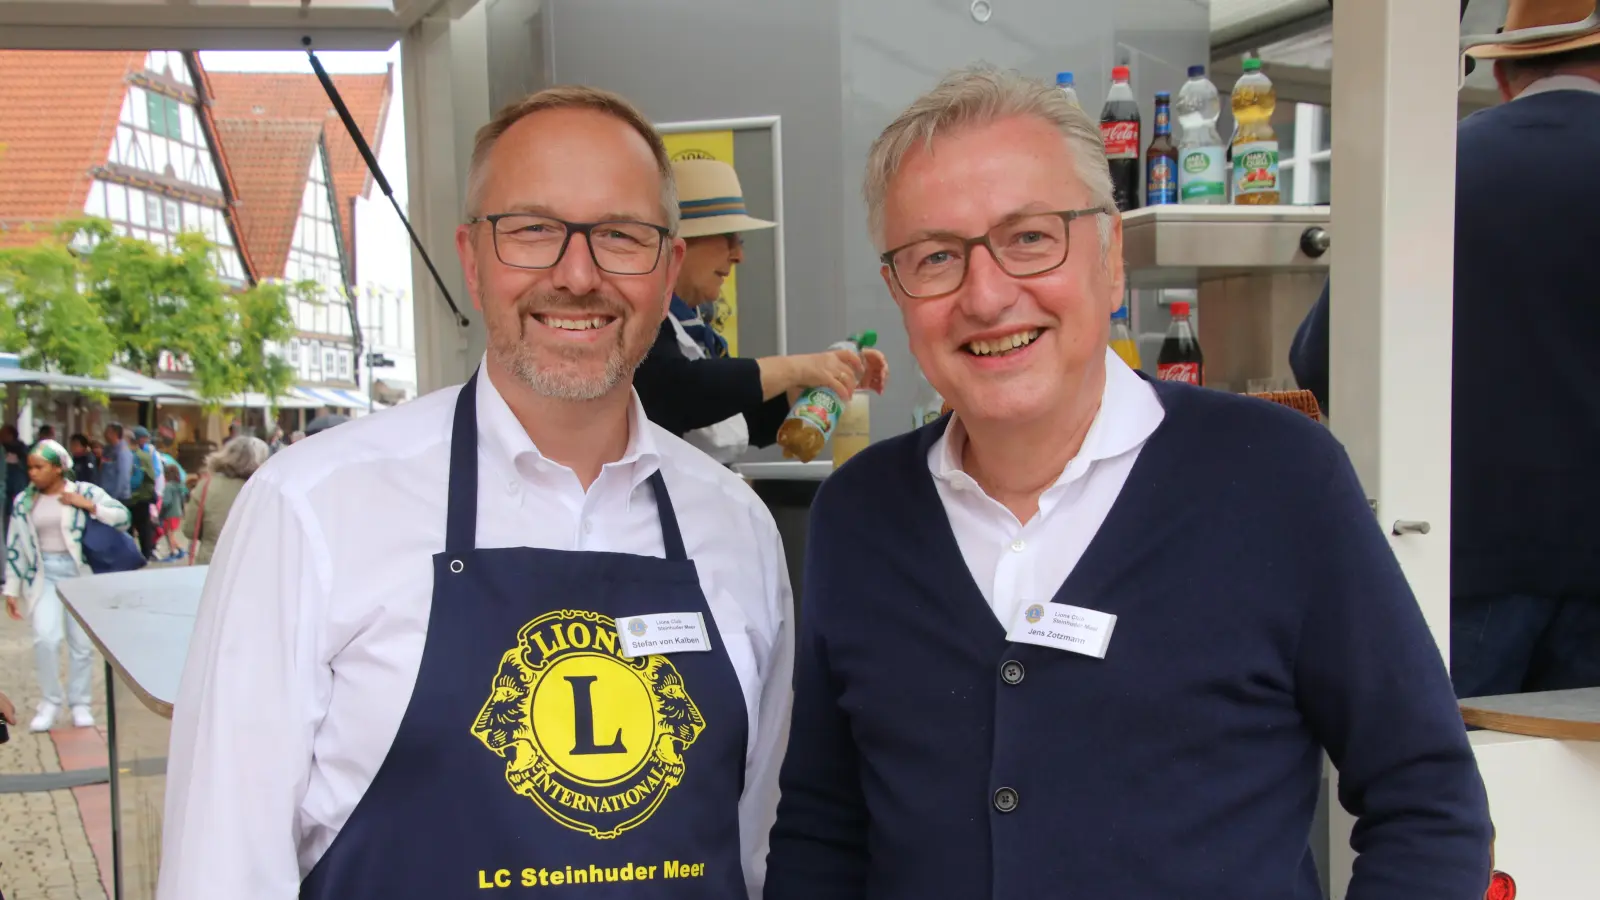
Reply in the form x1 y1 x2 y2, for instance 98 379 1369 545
300 370 748 898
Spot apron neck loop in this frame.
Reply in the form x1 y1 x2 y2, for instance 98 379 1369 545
445 369 481 556
646 470 688 562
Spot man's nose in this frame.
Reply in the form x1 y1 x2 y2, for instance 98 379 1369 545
549 232 603 295
957 244 1020 321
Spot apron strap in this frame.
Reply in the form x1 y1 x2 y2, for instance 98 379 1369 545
646 470 688 562
445 369 481 556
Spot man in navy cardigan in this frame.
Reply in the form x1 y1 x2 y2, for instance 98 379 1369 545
763 65 1491 900
1290 12 1600 699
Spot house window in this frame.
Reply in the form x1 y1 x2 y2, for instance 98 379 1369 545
338 353 349 378
1279 103 1331 206
146 92 182 140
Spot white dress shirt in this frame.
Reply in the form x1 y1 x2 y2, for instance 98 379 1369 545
928 348 1166 628
159 368 794 900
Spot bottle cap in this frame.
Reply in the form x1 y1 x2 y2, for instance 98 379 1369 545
1241 57 1262 72
1188 64 1205 77
1155 91 1170 100
1170 301 1191 316
853 330 878 348
1056 72 1074 86
1111 65 1130 80
1110 306 1129 321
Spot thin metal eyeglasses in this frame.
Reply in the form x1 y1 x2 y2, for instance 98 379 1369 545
466 213 672 275
880 207 1110 299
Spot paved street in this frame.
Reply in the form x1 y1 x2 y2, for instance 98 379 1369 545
0 618 113 900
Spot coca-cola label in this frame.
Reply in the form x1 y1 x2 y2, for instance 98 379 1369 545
1101 120 1140 160
1157 361 1201 385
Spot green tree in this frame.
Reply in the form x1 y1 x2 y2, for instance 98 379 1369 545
0 232 119 375
0 218 297 409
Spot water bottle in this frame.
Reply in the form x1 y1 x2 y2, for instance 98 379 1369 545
1056 72 1080 110
1175 64 1226 205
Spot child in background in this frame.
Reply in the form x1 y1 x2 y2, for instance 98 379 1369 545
159 461 187 561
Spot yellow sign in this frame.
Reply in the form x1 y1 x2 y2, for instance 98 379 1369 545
471 609 706 840
661 130 739 356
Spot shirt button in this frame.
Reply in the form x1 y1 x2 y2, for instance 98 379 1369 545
1010 539 1025 553
993 787 1019 814
1000 660 1024 685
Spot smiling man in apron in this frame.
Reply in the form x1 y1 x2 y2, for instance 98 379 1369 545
634 159 888 464
159 85 794 900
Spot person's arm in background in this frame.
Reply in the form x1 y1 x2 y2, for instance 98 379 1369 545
635 321 869 437
1289 279 1330 415
1294 439 1492 899
158 470 328 900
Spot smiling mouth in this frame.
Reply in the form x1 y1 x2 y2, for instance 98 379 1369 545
964 328 1042 357
532 314 615 331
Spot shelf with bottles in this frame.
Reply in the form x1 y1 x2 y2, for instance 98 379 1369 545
1120 203 1330 289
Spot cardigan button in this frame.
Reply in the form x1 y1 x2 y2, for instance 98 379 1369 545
1000 660 1024 685
993 787 1019 813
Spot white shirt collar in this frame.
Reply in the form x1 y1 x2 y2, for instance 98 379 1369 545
930 347 1165 501
1519 74 1600 100
473 356 662 492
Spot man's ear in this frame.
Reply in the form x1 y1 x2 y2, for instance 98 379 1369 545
455 224 484 312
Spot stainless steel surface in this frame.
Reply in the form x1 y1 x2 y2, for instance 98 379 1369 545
734 460 833 482
1122 204 1333 288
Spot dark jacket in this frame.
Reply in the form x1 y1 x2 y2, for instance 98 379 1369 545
633 319 790 448
1289 88 1600 599
766 381 1491 900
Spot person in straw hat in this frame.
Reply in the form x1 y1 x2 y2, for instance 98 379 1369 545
634 158 887 463
1292 0 1600 698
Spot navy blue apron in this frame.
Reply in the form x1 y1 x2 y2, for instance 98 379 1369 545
301 371 748 898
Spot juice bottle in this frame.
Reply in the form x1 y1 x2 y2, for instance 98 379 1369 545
776 330 877 463
832 393 871 470
1109 304 1141 370
1230 57 1280 205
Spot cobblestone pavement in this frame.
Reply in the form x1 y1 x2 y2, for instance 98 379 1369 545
0 617 112 900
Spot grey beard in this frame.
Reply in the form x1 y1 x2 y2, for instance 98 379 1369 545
489 328 643 402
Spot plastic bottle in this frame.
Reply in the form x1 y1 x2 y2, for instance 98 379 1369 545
1175 64 1226 204
911 366 946 428
776 330 878 463
832 394 871 470
1056 71 1080 109
1100 65 1141 211
1145 92 1177 206
1156 301 1204 385
1109 304 1142 370
1230 57 1280 205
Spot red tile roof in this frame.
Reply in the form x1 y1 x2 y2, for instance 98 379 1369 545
203 70 392 276
0 50 142 247
214 118 323 281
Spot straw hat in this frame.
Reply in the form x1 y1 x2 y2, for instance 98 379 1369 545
1465 0 1600 59
672 159 775 239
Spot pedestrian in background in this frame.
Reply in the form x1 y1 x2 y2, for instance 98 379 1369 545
69 434 99 488
180 436 269 565
3 440 129 731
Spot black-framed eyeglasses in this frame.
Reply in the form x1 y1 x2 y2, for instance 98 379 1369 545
880 207 1110 299
466 213 671 275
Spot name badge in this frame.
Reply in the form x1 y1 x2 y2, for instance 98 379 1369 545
615 612 713 659
1005 601 1117 659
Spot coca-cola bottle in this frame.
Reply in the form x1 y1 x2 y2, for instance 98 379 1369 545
1157 301 1204 385
1100 65 1141 211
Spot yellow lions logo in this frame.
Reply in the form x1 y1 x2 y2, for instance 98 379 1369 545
669 148 718 162
471 609 706 839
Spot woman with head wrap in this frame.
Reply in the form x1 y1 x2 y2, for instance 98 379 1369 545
2 440 130 732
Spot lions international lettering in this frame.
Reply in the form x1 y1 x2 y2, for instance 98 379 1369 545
471 610 707 839
474 860 708 889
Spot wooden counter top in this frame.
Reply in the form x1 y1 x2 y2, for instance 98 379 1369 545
1460 688 1600 742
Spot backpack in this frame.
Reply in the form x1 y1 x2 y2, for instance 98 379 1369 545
129 448 157 503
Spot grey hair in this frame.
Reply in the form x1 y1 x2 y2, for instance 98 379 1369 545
464 85 680 236
864 63 1116 257
206 436 270 480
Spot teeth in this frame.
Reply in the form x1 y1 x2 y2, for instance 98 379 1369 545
538 316 610 331
966 329 1041 357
